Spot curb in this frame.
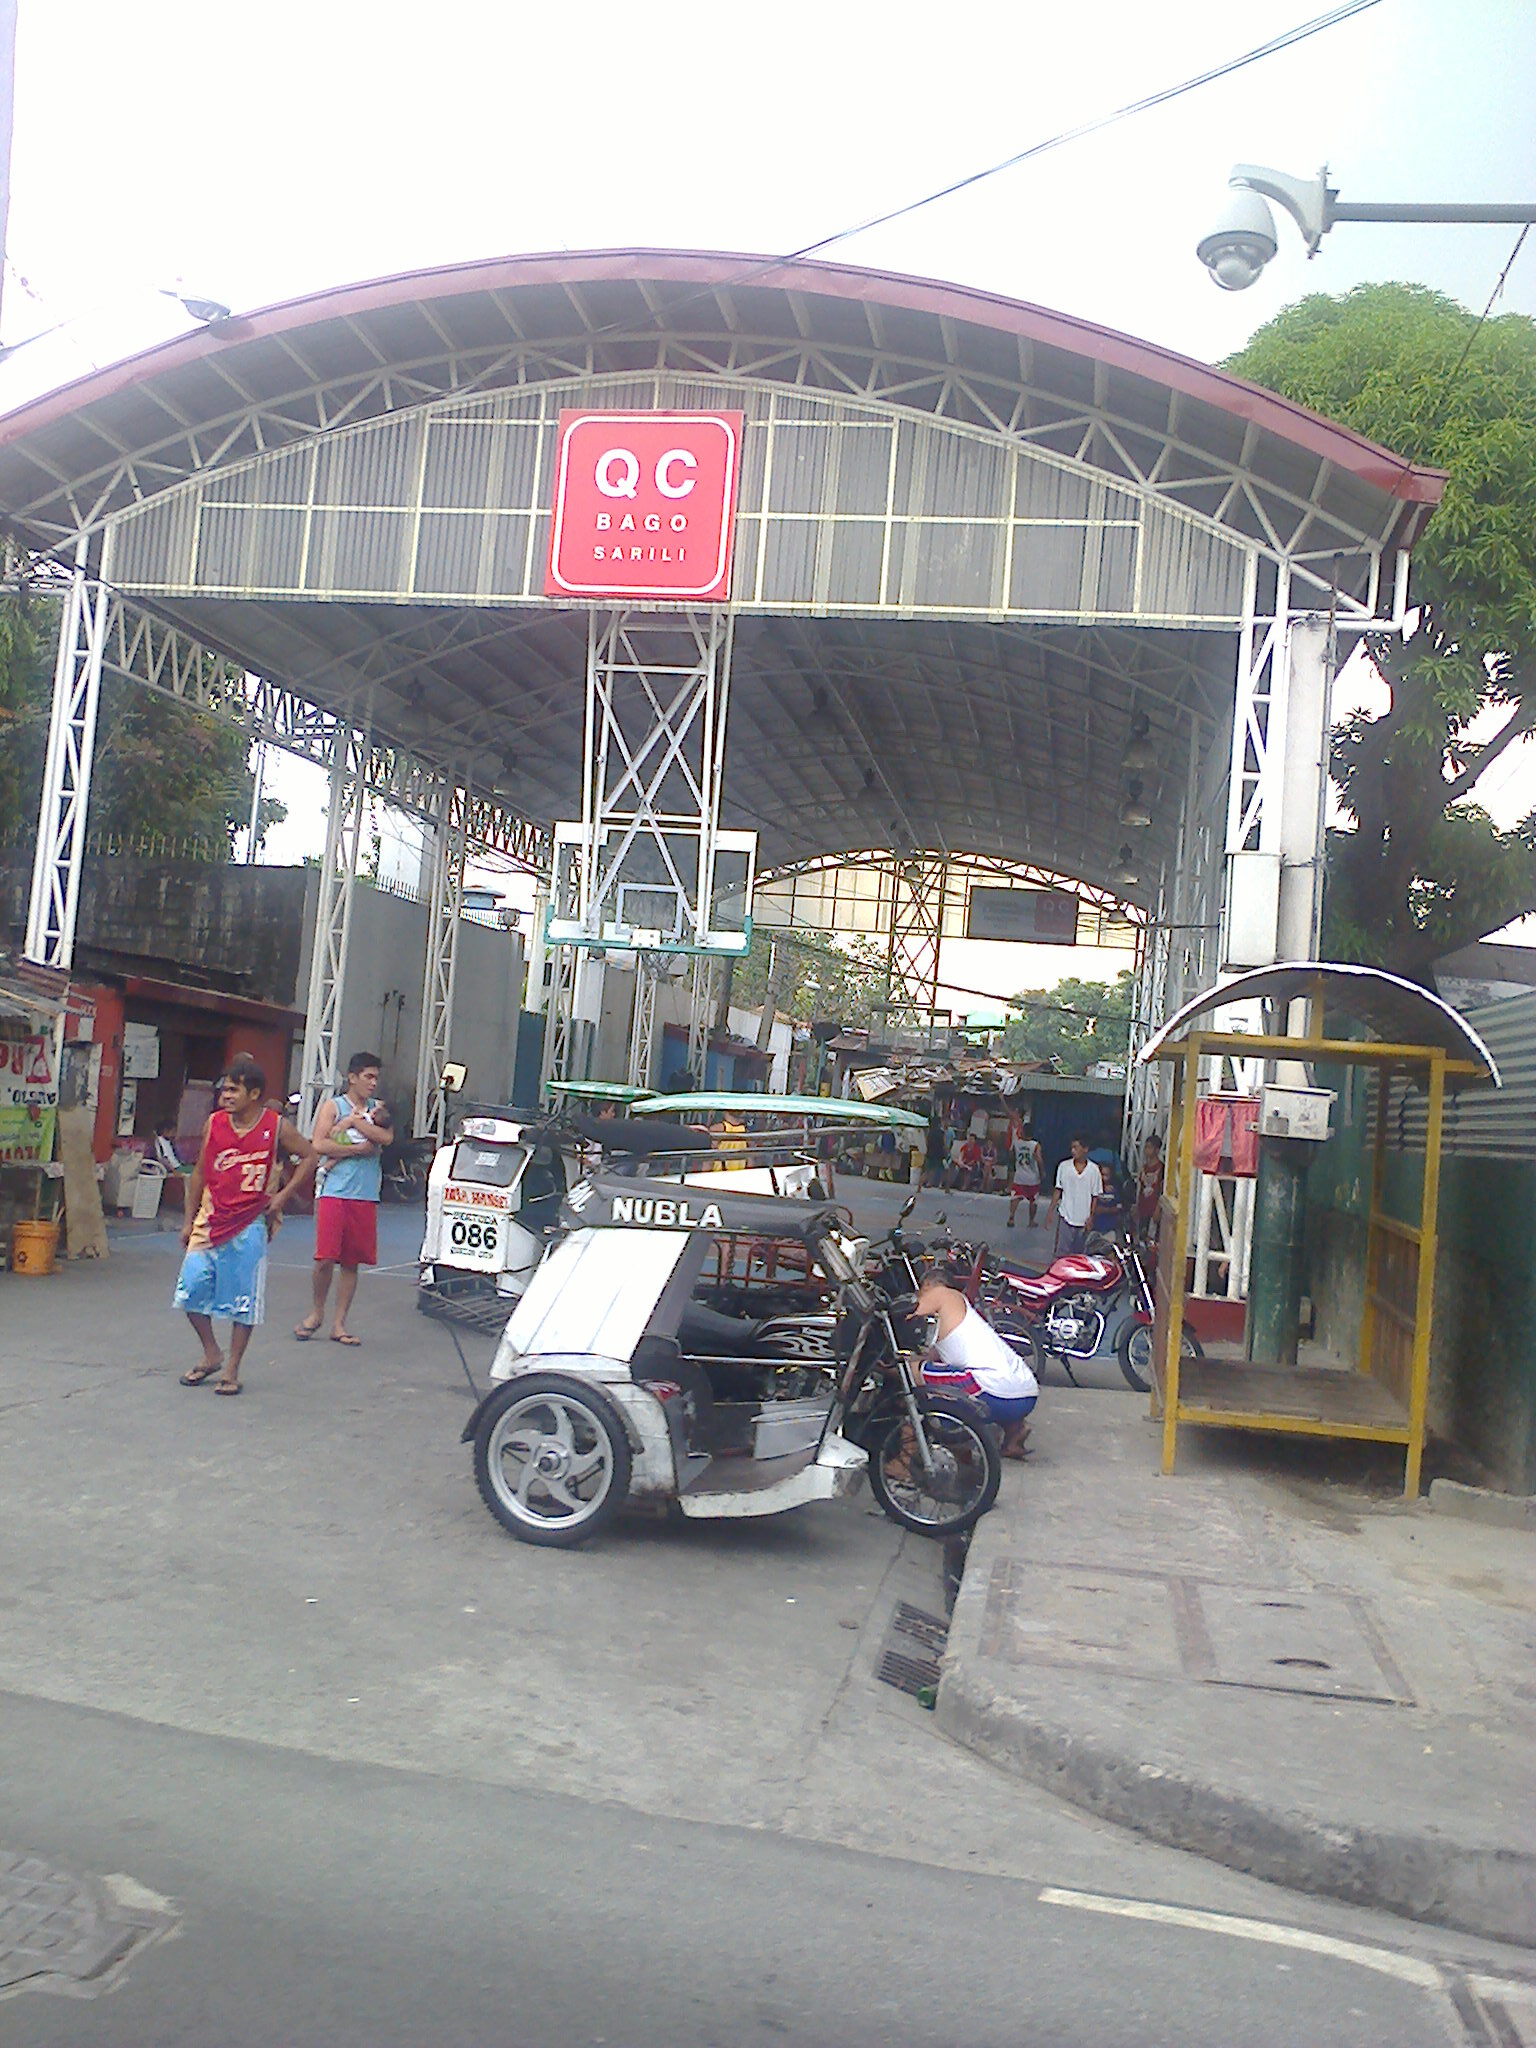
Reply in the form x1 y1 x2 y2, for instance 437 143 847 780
1428 1478 1536 1533
935 1658 1536 1949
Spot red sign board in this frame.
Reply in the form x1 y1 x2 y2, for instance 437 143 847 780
544 409 744 603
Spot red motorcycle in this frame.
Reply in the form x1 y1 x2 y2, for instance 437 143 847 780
941 1234 1201 1394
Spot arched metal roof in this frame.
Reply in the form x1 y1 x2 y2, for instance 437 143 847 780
1137 962 1500 1085
0 251 1447 894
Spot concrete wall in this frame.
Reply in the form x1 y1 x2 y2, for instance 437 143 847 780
1305 1060 1536 1493
2 853 310 998
2 855 524 1131
293 879 525 1123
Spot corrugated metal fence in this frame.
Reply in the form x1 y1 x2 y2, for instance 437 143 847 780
1387 988 1536 1162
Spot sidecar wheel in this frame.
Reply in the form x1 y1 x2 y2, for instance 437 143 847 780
473 1374 631 1547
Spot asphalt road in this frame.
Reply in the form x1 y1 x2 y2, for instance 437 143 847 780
1 1199 1530 2043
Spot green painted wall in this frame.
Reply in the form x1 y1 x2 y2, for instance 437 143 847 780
1304 1058 1536 1493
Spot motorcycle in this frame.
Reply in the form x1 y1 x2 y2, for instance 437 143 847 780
942 1230 1203 1394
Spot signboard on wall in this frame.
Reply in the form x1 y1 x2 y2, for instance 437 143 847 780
966 887 1080 945
0 1031 59 1164
544 410 744 603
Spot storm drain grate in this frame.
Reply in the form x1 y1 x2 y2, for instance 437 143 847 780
877 1603 950 1702
893 1602 951 1655
877 1648 943 1699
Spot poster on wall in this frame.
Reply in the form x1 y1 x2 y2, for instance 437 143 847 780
0 1031 60 1165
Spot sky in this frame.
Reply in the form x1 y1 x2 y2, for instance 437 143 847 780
4 0 1535 1014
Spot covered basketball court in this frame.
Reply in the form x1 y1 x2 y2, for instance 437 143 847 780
1 251 1443 1252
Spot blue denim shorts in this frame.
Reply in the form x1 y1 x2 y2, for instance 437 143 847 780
173 1217 268 1326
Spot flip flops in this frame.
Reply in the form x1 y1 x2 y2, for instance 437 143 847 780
214 1380 242 1396
329 1332 361 1346
180 1359 223 1387
293 1320 322 1342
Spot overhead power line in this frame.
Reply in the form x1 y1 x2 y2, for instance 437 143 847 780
779 1 1384 269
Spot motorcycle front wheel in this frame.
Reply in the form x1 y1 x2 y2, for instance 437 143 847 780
1116 1319 1203 1395
864 1393 1001 1538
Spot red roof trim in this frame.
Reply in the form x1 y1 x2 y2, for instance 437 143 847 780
0 248 1447 510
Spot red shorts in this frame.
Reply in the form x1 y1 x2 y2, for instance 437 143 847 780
315 1196 377 1268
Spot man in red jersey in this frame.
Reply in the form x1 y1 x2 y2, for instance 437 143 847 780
175 1055 317 1396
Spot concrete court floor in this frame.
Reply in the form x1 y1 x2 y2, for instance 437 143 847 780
1 1200 1532 2043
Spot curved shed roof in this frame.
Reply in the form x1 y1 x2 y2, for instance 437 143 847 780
0 253 1448 892
1137 962 1500 1085
0 248 1445 550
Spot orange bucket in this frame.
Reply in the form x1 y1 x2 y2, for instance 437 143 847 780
11 1219 59 1275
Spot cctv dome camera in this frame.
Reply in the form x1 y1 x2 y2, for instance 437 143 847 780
1196 186 1279 291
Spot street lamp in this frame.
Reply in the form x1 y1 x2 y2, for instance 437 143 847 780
1197 164 1536 290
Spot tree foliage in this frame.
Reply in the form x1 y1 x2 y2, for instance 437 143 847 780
1226 284 1536 980
0 591 284 854
997 969 1135 1073
731 927 890 1028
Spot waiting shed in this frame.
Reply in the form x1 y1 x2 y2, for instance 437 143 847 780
1137 964 1500 1498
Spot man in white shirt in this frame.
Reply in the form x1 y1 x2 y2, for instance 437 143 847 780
914 1279 1039 1459
1048 1132 1103 1256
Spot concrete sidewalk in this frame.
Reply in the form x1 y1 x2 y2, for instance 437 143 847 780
936 1390 1536 1946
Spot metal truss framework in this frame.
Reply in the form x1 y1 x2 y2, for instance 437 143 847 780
755 849 1143 947
626 954 667 1090
10 298 1410 626
688 955 722 1081
881 855 948 1039
23 537 109 968
568 609 735 949
412 775 469 1139
14 556 550 873
1226 557 1292 862
296 716 372 1130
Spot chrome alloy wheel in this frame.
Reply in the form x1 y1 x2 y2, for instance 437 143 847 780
486 1389 617 1533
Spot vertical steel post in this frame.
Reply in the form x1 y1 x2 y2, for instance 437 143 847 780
24 535 110 969
297 716 369 1130
1161 1037 1201 1476
413 772 468 1138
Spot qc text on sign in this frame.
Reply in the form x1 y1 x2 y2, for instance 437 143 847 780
544 410 744 602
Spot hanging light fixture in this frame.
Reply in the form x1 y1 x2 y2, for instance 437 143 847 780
1110 843 1140 888
1119 777 1153 828
1123 711 1156 773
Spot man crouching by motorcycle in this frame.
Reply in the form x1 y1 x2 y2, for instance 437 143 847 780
913 1280 1039 1461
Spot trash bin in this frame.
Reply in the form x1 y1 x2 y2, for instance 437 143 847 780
131 1163 167 1219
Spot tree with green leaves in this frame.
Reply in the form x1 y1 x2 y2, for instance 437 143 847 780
1226 283 1536 982
731 926 889 1028
0 591 284 854
998 968 1135 1073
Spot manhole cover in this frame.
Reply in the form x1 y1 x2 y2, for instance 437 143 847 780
0 1851 176 2001
1200 1587 1413 1703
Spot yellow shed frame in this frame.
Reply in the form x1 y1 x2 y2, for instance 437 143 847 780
1140 967 1498 1500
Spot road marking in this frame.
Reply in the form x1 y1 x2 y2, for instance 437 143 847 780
1037 1887 1443 1991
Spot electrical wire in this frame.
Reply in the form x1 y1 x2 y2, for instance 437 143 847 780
773 1 1384 271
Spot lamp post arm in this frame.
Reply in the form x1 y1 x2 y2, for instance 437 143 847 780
1331 201 1536 226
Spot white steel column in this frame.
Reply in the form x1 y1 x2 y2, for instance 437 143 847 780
298 717 370 1130
882 854 948 1041
627 953 666 1090
1221 556 1292 969
413 772 468 1138
687 955 719 1081
24 535 111 968
577 607 733 947
539 946 579 1097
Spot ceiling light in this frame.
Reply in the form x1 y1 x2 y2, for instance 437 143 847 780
1109 843 1140 888
1122 712 1156 773
1119 779 1153 829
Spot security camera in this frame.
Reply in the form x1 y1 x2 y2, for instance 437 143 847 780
1196 185 1280 291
